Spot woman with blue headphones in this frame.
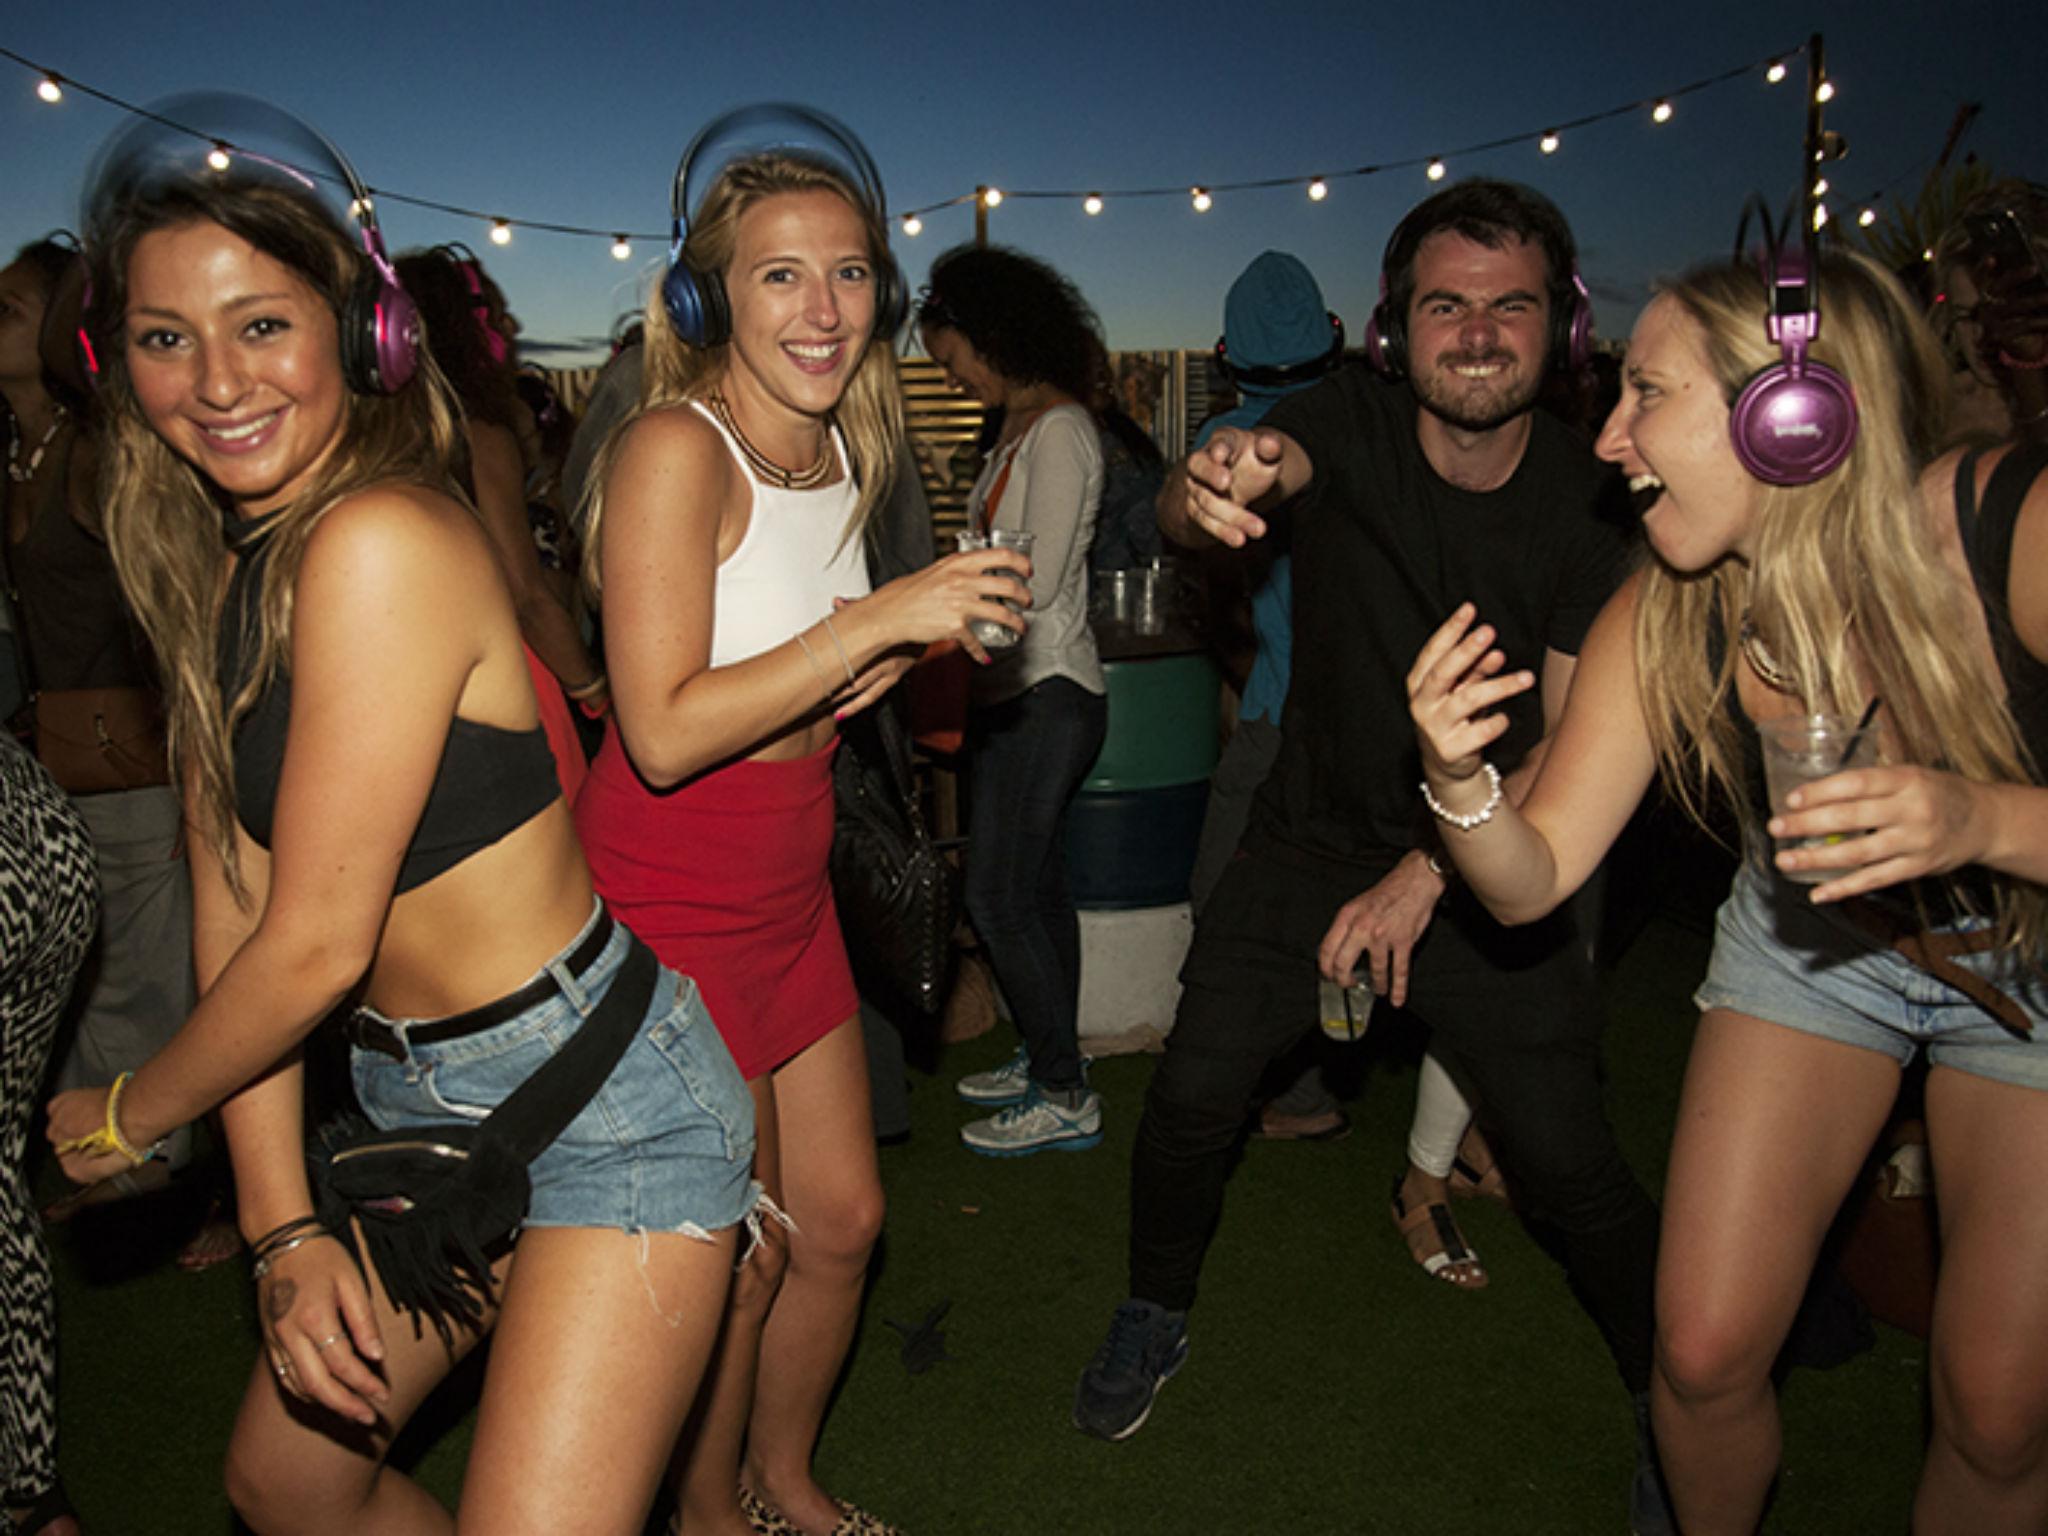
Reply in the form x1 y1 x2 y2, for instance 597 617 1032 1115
1408 234 2048 1531
574 106 1021 1536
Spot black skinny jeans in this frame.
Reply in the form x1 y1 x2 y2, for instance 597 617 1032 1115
963 677 1109 1094
1128 834 1659 1393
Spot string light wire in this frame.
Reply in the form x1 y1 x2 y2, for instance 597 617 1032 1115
8 39 1818 248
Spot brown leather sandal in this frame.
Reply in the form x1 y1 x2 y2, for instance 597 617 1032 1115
1447 1125 1511 1206
1390 1172 1488 1289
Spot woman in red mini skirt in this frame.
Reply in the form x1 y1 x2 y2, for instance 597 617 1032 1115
574 110 1025 1536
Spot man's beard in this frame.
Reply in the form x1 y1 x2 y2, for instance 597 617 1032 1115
1412 349 1541 433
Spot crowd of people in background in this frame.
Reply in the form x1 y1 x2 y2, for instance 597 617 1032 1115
1 81 2046 1536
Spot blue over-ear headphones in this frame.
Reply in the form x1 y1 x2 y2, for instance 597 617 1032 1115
661 103 906 349
1728 197 1858 486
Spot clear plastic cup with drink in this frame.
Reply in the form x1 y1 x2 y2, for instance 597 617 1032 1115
955 528 1032 650
1757 712 1879 882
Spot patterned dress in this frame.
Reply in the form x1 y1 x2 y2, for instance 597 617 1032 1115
0 735 99 1507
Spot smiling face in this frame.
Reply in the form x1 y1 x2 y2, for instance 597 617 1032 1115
1404 230 1551 433
720 187 877 426
921 323 1007 409
1596 294 1764 571
123 219 348 519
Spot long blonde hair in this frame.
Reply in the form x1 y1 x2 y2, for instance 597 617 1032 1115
88 181 464 896
580 152 904 596
1633 249 2048 957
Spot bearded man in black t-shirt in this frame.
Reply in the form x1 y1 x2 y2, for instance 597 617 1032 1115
1072 180 1671 1536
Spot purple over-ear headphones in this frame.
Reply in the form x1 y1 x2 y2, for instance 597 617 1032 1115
436 242 510 366
81 93 420 397
1728 199 1858 485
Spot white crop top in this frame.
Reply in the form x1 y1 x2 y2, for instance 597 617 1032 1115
696 400 872 669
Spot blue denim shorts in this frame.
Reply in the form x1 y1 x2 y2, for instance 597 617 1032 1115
349 905 758 1237
1695 857 2048 1089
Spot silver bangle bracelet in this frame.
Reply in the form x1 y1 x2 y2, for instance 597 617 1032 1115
1420 761 1503 831
251 1228 328 1280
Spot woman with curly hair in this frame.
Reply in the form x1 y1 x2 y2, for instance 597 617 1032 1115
916 246 1109 1157
1408 246 2048 1532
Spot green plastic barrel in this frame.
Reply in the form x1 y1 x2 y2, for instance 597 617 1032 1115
1081 654 1221 792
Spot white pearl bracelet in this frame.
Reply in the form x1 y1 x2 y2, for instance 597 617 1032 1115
1421 761 1503 831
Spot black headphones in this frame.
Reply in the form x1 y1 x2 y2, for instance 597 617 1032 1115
662 103 906 349
1363 209 1593 381
1214 312 1346 389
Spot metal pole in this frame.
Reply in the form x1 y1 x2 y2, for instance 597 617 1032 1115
974 185 989 248
1802 33 1826 237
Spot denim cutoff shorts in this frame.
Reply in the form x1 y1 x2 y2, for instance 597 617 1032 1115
1694 855 2048 1090
349 903 758 1236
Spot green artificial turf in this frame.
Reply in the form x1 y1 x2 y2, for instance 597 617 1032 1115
47 856 1931 1533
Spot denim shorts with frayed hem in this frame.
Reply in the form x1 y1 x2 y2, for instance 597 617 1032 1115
1694 856 2048 1090
349 904 758 1238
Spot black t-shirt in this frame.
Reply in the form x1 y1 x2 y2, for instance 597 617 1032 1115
1251 367 1632 870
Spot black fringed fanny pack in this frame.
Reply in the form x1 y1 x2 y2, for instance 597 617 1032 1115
310 920 659 1345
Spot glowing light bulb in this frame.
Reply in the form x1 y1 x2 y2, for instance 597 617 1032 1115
1812 203 1830 231
1084 193 1103 216
1191 187 1212 213
1426 159 1447 182
1766 60 1787 84
1652 100 1674 124
900 215 922 237
1307 179 1328 202
1539 131 1560 155
1813 178 1829 198
36 74 62 104
611 235 632 261
207 143 232 172
982 188 1003 208
489 220 512 247
1857 208 1877 229
1816 80 1835 103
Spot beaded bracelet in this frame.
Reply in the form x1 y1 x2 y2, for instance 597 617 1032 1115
1997 347 2048 372
1420 761 1504 831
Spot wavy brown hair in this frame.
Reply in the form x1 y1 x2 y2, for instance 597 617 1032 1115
1633 249 2048 958
87 180 463 896
580 152 904 595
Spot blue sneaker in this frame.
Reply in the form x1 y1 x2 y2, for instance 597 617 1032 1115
1073 1299 1190 1441
956 1046 1032 1106
960 1085 1102 1157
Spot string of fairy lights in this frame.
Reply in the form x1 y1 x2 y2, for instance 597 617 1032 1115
6 38 1888 256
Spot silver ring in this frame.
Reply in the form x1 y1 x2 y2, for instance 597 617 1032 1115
315 1333 342 1352
271 1355 291 1379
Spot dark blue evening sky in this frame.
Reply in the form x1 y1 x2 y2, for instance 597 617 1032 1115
5 1 2038 364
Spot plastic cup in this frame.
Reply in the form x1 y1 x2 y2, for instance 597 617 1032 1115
1757 713 1879 882
955 528 1031 649
1318 977 1375 1042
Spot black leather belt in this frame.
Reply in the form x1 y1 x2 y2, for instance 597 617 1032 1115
346 911 618 1061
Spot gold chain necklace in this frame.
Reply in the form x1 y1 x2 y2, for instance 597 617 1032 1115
7 405 67 485
1738 611 1799 694
707 393 833 491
